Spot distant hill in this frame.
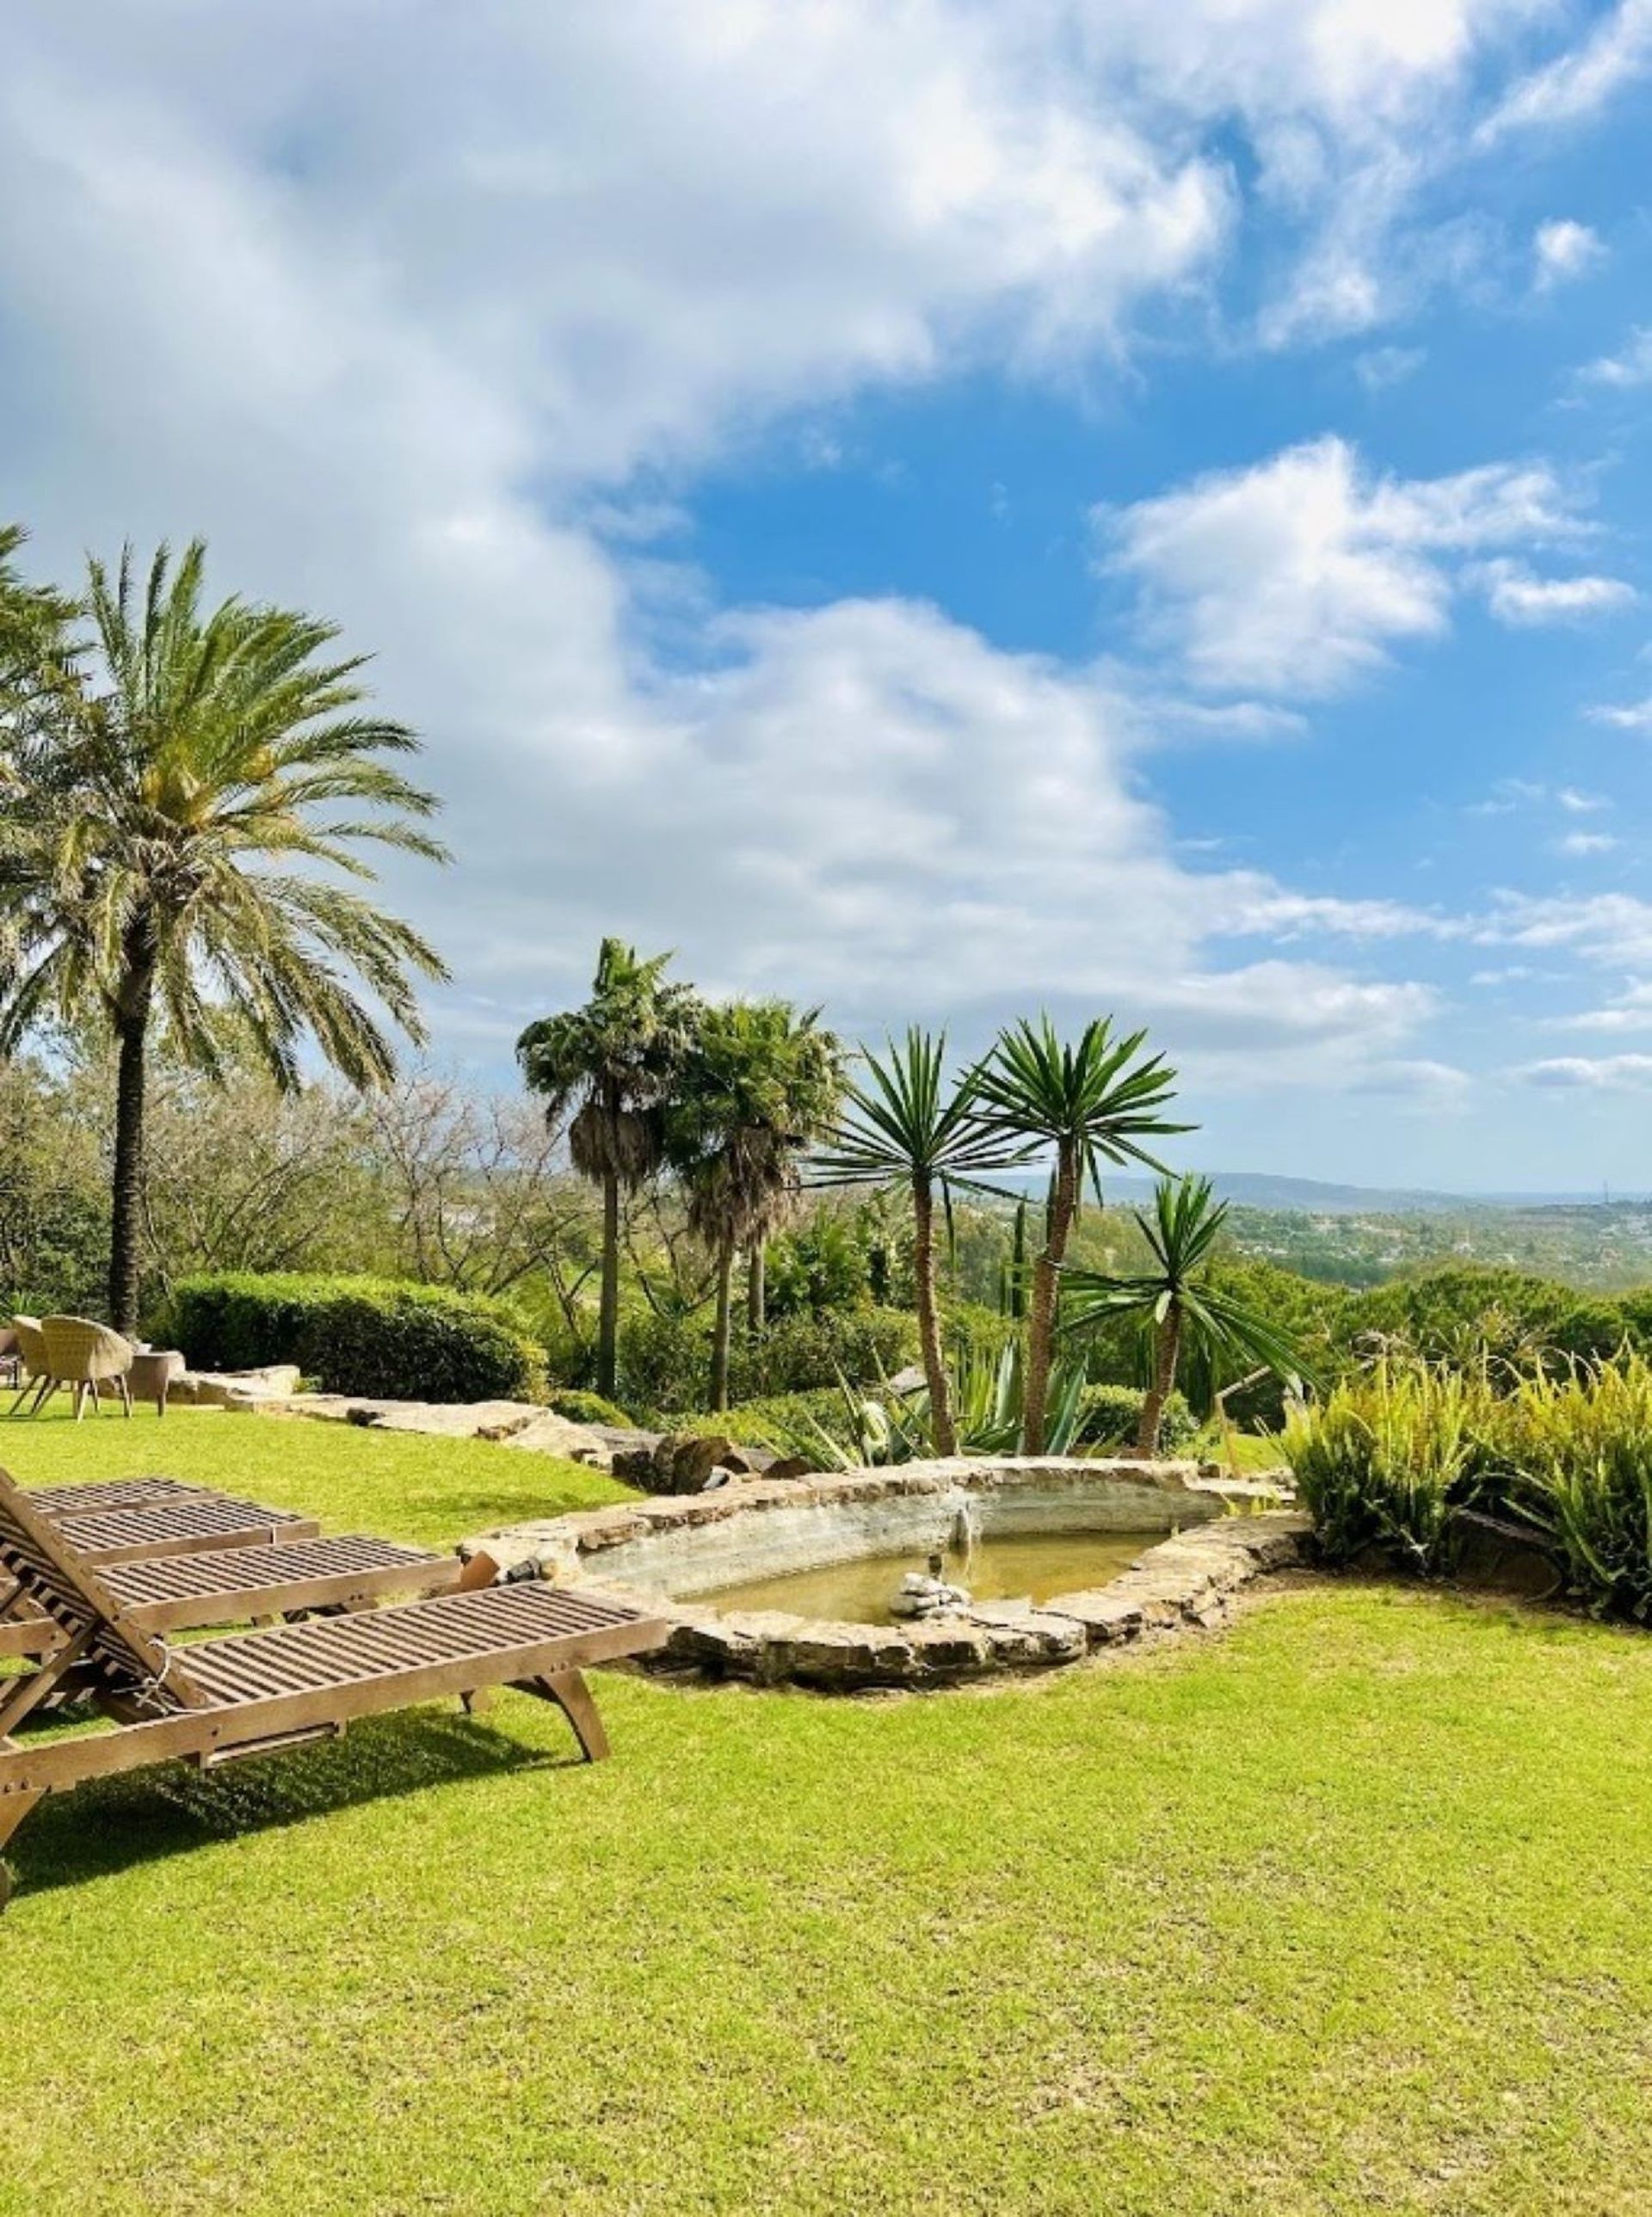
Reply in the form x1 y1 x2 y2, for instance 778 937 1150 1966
1004 1167 1652 1217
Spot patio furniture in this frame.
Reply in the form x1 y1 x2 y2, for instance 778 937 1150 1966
40 1316 134 1420
127 1348 187 1415
0 1472 666 1908
7 1319 54 1416
0 1480 324 1660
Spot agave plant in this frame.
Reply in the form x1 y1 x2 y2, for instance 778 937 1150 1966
791 1339 1090 1469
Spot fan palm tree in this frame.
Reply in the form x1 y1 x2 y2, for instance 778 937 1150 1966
973 1014 1187 1454
667 999 842 1409
1062 1175 1306 1454
0 540 448 1333
518 939 702 1399
815 1030 1020 1456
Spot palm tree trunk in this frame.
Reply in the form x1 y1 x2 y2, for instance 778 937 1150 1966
911 1173 957 1456
108 1005 151 1334
596 1169 620 1399
1136 1304 1184 1456
710 1239 736 1411
746 1241 765 1336
1023 1141 1078 1456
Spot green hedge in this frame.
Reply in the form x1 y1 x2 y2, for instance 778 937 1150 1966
152 1272 545 1405
545 1389 632 1427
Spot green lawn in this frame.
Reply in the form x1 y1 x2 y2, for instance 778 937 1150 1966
4 1409 1652 2214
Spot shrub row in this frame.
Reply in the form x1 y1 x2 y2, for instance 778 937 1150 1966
1286 1356 1652 1620
153 1272 545 1405
1076 1383 1198 1453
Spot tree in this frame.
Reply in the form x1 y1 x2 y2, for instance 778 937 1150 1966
816 1030 1018 1456
666 1000 842 1410
517 939 701 1399
972 1014 1187 1454
1061 1175 1305 1454
0 540 448 1331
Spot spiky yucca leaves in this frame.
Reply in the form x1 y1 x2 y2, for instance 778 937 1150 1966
1063 1174 1306 1454
973 1016 1188 1454
666 999 842 1409
0 540 447 1328
517 939 703 1398
815 1029 1021 1456
1284 1361 1491 1575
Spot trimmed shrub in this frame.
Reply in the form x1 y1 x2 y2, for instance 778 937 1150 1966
669 1388 861 1455
152 1272 544 1404
544 1388 632 1427
1076 1382 1197 1452
617 1302 918 1414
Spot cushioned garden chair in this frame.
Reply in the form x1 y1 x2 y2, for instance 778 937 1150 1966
0 1480 324 1660
40 1315 134 1419
0 1471 665 1907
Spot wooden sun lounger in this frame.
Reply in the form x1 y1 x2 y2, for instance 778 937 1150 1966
0 1534 469 1668
0 1474 666 1906
0 1481 324 1661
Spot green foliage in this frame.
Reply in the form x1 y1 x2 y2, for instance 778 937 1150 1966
669 1387 857 1454
1076 1382 1197 1452
765 1203 873 1316
1484 1360 1652 1621
1285 1364 1491 1575
1347 1266 1628 1376
153 1271 544 1404
617 1302 916 1415
544 1388 632 1426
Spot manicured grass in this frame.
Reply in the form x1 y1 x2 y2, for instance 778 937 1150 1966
1 1401 630 1548
4 1413 1652 2213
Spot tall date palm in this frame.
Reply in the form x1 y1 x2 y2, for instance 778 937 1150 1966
0 540 448 1332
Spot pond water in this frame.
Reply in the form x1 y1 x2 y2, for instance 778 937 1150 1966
701 1528 1164 1623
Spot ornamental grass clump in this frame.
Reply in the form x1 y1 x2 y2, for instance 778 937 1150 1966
1494 1358 1652 1622
1285 1362 1490 1576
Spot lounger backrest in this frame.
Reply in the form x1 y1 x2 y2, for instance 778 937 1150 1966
0 1466 203 1705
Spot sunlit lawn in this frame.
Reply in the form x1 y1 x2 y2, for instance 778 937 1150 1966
3 1408 1651 2214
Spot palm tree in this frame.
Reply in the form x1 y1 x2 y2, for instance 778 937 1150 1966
667 1000 842 1409
815 1030 1019 1456
972 1015 1187 1455
1062 1176 1305 1454
0 540 448 1333
518 939 702 1400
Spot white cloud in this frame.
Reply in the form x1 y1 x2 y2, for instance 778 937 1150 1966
1521 1054 1652 1089
1557 786 1610 813
1575 329 1652 391
1554 982 1652 1033
1475 561 1637 626
1100 435 1581 695
1533 218 1607 288
1355 345 1427 391
1555 831 1619 857
1588 697 1652 732
1478 0 1652 143
1480 893 1652 971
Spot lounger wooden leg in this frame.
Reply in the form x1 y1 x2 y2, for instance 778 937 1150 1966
528 1668 609 1763
0 1785 44 1910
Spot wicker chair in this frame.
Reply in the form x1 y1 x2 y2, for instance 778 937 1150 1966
8 1317 56 1416
39 1315 135 1420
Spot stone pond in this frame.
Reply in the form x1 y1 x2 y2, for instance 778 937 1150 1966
465 1456 1310 1690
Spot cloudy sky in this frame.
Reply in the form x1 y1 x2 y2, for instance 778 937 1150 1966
5 1 1652 1190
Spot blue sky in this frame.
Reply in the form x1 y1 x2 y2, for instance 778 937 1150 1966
3 1 1652 1190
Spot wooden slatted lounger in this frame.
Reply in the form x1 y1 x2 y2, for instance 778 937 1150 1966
0 1481 325 1661
0 1473 666 1907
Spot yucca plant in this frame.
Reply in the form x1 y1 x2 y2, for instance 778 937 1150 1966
815 1030 1022 1456
794 1339 1089 1469
1285 1362 1489 1576
972 1015 1187 1454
